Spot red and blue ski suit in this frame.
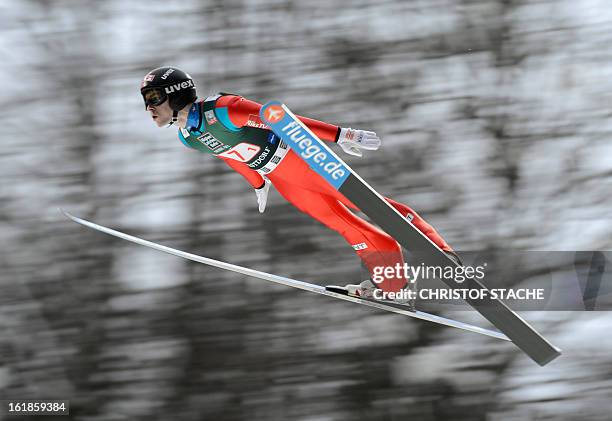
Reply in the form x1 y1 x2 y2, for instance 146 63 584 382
178 94 453 292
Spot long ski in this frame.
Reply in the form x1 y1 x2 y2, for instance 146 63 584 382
259 102 561 365
63 211 509 341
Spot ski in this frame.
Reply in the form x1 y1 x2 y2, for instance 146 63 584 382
259 102 561 366
63 210 509 341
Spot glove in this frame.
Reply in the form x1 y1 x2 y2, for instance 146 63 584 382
337 128 381 157
255 177 271 213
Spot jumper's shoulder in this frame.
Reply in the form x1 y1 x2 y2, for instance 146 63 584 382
214 93 243 108
202 94 222 103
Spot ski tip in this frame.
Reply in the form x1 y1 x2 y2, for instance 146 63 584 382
60 208 76 220
60 209 87 227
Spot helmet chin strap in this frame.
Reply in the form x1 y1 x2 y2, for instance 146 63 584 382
166 110 179 127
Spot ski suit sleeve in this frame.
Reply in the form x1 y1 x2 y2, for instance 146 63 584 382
219 156 266 189
215 95 342 142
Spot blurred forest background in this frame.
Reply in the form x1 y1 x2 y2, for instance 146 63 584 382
2 0 612 420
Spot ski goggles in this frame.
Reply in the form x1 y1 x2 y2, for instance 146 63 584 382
141 88 167 109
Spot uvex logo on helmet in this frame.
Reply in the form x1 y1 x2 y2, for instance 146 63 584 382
164 80 194 94
160 68 175 79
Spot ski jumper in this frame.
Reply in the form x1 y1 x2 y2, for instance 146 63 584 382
178 94 453 292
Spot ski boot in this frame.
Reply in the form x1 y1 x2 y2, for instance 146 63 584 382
326 280 416 311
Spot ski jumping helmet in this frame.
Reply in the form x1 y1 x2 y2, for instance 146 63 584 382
140 66 197 125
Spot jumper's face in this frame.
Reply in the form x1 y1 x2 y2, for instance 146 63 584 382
142 88 172 127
